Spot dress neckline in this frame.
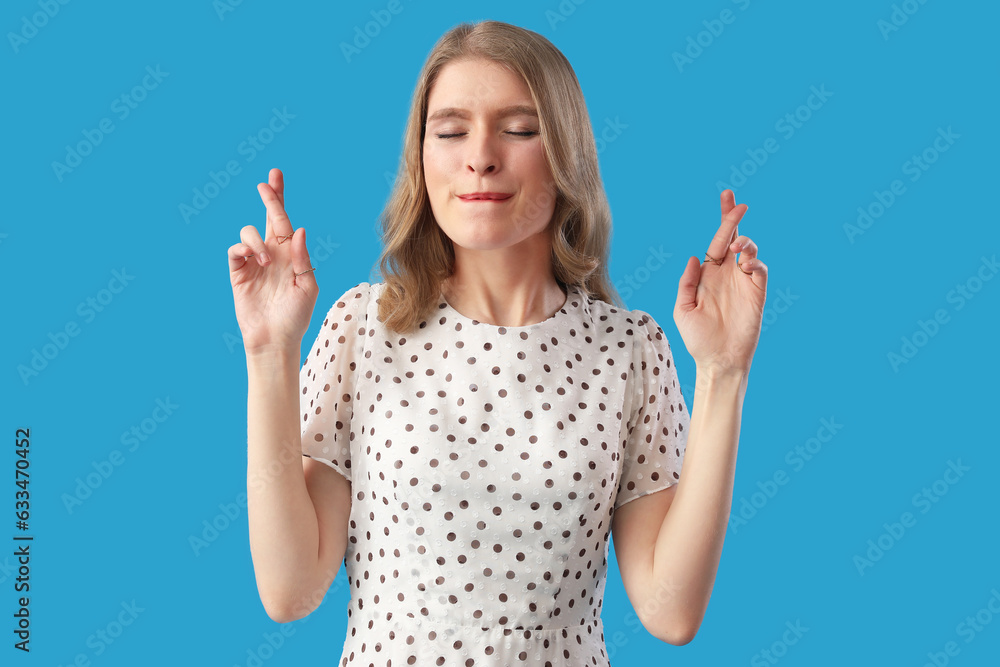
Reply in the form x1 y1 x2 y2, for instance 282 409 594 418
438 284 576 331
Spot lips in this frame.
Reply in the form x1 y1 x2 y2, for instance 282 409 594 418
458 192 513 201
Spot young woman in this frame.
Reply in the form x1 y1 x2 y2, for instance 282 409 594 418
228 20 767 666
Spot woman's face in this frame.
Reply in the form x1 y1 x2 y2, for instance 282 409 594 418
423 58 555 254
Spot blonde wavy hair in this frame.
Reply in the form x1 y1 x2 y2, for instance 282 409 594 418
373 19 624 334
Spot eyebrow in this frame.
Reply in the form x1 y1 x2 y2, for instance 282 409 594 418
426 104 538 123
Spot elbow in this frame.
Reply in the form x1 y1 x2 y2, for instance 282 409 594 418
264 604 297 625
651 619 699 646
257 564 336 624
663 627 696 646
261 592 313 624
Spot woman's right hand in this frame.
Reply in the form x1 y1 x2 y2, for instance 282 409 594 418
228 168 318 356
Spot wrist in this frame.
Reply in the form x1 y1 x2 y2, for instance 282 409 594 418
245 343 302 368
694 364 749 394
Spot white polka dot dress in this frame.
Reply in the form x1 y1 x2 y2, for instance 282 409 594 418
299 280 690 666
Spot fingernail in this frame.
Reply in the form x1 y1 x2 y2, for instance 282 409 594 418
260 252 270 263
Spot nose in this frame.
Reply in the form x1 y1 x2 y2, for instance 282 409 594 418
467 161 495 174
465 130 499 174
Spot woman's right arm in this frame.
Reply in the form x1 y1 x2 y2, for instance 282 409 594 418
245 345 351 623
228 168 350 623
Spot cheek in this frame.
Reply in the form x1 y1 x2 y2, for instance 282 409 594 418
509 143 548 181
526 144 550 177
512 150 550 195
421 148 442 192
422 145 452 186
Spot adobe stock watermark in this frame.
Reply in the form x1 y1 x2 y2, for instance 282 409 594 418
17 268 135 386
55 599 145 665
0 557 17 586
213 0 246 21
234 625 302 667
61 398 179 514
672 0 753 73
615 246 672 301
51 65 169 182
750 620 809 666
7 0 72 55
608 574 683 655
189 491 247 556
594 116 628 155
189 435 306 555
852 458 970 576
727 416 843 535
179 107 296 224
887 254 996 373
920 587 1000 666
545 0 588 31
716 84 833 192
843 126 959 244
759 287 797 334
877 0 932 41
339 0 408 63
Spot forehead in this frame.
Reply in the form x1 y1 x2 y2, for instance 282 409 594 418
426 58 534 117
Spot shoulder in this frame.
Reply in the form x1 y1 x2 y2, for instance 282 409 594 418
339 280 377 303
588 295 677 380
578 290 663 343
312 281 379 336
570 292 679 391
328 281 379 313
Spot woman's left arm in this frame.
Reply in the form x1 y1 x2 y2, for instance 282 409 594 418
649 189 768 642
648 365 747 643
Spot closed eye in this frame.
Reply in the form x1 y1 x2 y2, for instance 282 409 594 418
435 131 538 139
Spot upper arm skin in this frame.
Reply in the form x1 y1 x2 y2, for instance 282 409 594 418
611 483 688 644
294 456 352 620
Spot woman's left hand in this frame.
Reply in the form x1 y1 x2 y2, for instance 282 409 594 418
674 189 768 376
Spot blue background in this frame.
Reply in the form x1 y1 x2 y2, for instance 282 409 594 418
4 0 999 665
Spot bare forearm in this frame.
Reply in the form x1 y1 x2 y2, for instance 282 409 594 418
245 346 321 618
651 367 746 640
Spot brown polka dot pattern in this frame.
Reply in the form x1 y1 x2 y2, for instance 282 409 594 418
299 281 690 665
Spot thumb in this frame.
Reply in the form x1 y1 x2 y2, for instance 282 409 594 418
675 256 701 315
290 228 318 290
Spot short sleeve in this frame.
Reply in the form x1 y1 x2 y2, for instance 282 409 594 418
614 310 691 511
299 281 371 484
